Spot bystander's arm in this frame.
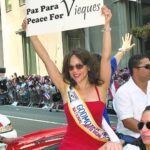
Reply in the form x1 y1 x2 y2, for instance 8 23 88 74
122 118 140 133
114 33 135 65
114 50 126 65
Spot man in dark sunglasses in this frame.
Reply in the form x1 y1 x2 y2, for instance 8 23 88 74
136 64 150 70
113 54 150 145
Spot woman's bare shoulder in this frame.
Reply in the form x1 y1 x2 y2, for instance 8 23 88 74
97 85 107 104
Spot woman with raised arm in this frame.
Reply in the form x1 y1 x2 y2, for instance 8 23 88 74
22 5 122 150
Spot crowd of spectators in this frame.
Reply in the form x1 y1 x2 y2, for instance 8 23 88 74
0 73 63 111
0 68 130 111
107 67 130 113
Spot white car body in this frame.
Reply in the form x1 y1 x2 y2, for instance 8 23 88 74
0 114 17 150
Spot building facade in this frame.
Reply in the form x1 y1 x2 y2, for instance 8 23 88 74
0 0 149 77
0 0 63 76
0 0 4 67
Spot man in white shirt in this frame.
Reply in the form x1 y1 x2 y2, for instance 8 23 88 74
113 54 150 143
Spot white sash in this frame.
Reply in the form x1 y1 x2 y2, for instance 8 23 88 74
66 85 109 142
102 117 120 143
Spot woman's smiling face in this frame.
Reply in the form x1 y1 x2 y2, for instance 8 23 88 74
69 55 89 84
140 111 150 146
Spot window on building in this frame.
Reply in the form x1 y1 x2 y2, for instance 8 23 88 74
142 0 150 24
21 32 37 75
5 0 12 12
142 0 150 57
62 29 85 56
19 0 25 6
129 0 150 57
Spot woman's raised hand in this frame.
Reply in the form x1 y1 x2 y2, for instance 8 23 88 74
101 5 112 25
22 18 28 31
121 33 135 52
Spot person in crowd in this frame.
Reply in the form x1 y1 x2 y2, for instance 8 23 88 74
41 77 52 109
49 83 61 112
124 105 150 150
11 73 17 83
113 54 150 144
22 5 122 150
0 68 9 104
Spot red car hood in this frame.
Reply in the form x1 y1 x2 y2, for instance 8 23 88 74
7 126 67 150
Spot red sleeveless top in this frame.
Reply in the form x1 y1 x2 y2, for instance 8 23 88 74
58 87 105 150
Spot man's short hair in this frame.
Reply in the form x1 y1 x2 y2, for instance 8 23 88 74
128 54 149 76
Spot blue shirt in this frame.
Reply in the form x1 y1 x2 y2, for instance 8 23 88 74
103 57 117 125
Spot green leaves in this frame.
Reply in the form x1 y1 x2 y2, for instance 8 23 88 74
132 24 150 39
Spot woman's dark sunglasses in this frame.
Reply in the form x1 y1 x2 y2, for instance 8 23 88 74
69 64 84 71
136 64 150 69
137 121 150 130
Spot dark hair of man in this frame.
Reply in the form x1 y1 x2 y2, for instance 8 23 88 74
128 54 149 76
92 53 102 62
92 53 102 79
62 48 104 87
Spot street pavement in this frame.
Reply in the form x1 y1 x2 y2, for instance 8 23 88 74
0 105 117 137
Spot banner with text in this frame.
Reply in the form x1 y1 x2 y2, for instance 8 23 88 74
26 0 104 36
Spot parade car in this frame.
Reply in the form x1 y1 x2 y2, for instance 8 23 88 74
6 126 116 150
0 114 17 150
6 127 66 150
